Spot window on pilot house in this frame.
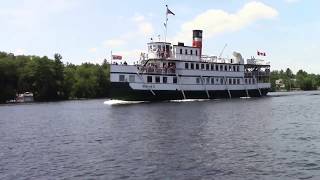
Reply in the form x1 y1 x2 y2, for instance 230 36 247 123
196 63 199 70
147 76 152 83
216 78 220 84
196 78 200 84
195 50 198 56
185 63 189 69
173 77 178 84
201 64 205 70
180 49 183 54
237 66 240 72
216 65 219 71
191 63 194 70
190 50 193 55
155 76 160 83
163 77 168 84
225 66 228 71
229 79 232 84
211 78 215 84
185 49 188 55
129 75 135 82
221 78 224 84
220 65 223 71
206 64 209 70
237 79 240 85
119 75 125 82
211 64 214 71
206 78 210 84
233 79 236 85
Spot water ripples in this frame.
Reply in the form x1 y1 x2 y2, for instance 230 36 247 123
1 91 320 179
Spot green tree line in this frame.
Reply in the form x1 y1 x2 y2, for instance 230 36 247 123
1 51 320 103
0 52 110 103
271 68 320 91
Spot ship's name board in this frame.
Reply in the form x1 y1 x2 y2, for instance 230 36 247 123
142 84 155 89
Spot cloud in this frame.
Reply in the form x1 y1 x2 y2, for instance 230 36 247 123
138 22 154 35
13 48 27 55
88 48 97 53
284 0 300 3
0 0 76 28
104 39 126 48
132 15 145 22
172 1 278 43
132 14 154 35
104 14 154 49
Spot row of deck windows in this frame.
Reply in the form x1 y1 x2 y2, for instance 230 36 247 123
119 75 136 82
119 74 255 85
196 77 255 85
147 76 177 84
185 63 240 72
119 74 177 84
179 49 198 56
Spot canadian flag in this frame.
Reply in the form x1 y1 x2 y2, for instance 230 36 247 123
257 51 266 56
112 55 122 60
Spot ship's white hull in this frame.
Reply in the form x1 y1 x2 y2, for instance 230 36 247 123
110 63 270 101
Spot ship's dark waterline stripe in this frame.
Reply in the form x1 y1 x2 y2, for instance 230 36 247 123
110 82 269 101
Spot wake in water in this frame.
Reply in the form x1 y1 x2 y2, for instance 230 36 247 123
170 99 211 103
104 100 147 105
104 99 214 105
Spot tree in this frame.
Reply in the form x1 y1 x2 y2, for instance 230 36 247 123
54 53 62 62
285 68 293 79
53 53 65 99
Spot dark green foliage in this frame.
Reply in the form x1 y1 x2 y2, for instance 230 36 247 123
270 68 320 91
0 51 110 103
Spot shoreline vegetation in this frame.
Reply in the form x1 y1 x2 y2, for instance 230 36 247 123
1 51 320 103
270 68 320 92
0 52 110 103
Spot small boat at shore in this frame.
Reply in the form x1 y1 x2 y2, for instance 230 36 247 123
7 92 34 103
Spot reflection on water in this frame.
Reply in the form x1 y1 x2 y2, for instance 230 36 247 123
1 91 320 179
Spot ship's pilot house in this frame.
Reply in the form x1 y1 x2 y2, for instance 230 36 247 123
140 30 204 74
147 42 172 59
147 30 203 62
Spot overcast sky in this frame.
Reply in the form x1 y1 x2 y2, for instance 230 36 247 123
1 0 319 73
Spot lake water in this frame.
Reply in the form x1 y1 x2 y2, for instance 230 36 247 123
1 91 320 180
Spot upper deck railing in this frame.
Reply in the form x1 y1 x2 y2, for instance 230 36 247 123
201 55 235 64
137 66 176 75
141 52 238 64
245 71 270 77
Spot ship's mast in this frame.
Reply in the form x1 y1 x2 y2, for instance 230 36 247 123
164 5 168 44
164 5 175 59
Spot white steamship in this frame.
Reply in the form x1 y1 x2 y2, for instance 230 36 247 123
110 29 271 101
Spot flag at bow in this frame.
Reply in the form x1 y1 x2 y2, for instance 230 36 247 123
166 5 175 16
112 55 122 60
